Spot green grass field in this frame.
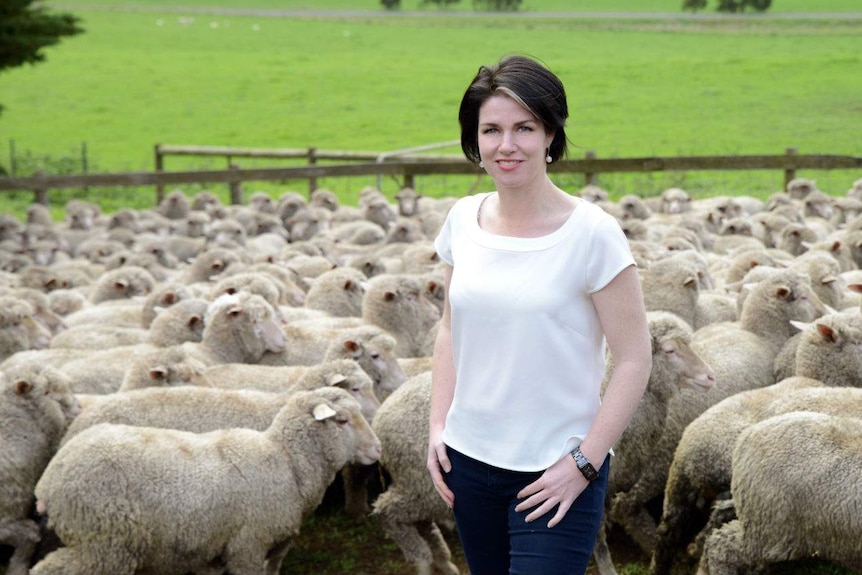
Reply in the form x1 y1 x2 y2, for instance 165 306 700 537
1 1 860 215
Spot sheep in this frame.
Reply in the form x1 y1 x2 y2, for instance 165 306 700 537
649 376 825 575
792 312 862 386
156 188 191 220
180 246 245 284
86 265 155 304
31 388 381 575
321 325 408 399
608 269 826 552
45 288 87 317
48 323 148 350
303 266 367 317
786 176 818 199
210 270 283 313
361 274 441 358
182 292 287 366
698 411 862 575
593 311 716 574
118 345 211 392
202 358 380 422
146 297 209 347
394 187 422 217
139 282 194 329
13 293 283 395
371 372 460 575
0 296 50 361
789 250 845 310
0 367 80 575
286 205 332 241
11 287 66 335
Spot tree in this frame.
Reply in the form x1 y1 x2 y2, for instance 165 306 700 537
682 0 708 12
473 0 522 11
0 0 83 76
380 0 401 9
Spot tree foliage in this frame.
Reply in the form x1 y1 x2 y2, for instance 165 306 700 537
0 0 83 73
380 0 401 9
473 0 522 12
683 0 771 12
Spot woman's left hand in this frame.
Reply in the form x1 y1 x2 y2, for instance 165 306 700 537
515 455 588 528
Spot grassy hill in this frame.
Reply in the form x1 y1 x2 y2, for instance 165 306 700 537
0 1 859 215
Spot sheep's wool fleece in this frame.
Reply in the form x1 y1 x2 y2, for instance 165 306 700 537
435 192 634 471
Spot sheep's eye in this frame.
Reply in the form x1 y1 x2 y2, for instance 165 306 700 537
336 415 349 425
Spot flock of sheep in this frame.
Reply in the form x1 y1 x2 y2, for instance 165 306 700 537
0 175 861 575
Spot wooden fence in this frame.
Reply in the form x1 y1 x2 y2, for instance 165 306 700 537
1 145 860 206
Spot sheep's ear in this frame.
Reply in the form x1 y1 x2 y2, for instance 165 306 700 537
848 283 862 294
683 276 697 289
383 291 397 302
790 320 812 332
343 280 354 290
821 275 838 285
188 315 202 329
227 304 243 318
149 366 168 380
327 374 348 387
114 280 129 291
343 340 362 358
13 380 33 396
816 323 838 344
313 403 337 421
775 286 792 301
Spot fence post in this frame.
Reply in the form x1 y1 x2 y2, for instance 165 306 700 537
307 147 318 197
228 163 243 205
585 150 597 186
154 144 165 204
784 147 797 191
33 170 49 205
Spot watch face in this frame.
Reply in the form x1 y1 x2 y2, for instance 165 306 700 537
582 464 598 481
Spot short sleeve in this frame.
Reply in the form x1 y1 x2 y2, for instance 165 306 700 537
585 210 636 293
434 207 455 267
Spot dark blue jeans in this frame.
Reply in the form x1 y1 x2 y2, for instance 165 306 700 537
445 447 609 575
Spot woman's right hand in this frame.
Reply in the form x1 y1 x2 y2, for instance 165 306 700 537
427 432 454 508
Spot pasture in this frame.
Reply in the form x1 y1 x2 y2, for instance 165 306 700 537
1 0 861 215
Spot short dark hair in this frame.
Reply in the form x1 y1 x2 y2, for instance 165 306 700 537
458 55 569 165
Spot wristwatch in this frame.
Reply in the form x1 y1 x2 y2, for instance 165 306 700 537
570 447 599 482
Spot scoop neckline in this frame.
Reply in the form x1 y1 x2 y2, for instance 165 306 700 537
468 192 584 251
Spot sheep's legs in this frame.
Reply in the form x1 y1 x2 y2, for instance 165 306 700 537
591 519 619 575
415 520 458 575
0 519 40 575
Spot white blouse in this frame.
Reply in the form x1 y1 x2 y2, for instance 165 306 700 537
434 192 635 471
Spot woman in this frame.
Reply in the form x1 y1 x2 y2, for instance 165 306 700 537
427 55 652 575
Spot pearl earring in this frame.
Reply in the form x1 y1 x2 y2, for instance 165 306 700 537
546 149 553 164
479 160 484 169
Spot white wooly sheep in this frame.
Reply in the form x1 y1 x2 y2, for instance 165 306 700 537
361 274 441 358
32 388 382 575
792 312 862 385
0 296 51 362
371 372 460 575
118 345 211 392
608 269 826 551
698 412 862 575
139 282 194 328
11 293 285 396
181 292 287 367
649 377 824 575
202 358 380 422
789 250 846 310
593 311 716 574
87 265 155 304
639 253 732 331
303 266 368 317
48 323 149 350
0 368 80 575
146 297 209 347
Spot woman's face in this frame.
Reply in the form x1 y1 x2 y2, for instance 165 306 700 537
477 94 554 191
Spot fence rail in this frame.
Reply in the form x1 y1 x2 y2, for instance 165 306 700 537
1 146 860 206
